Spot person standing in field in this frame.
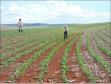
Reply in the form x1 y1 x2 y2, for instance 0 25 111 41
64 25 69 40
18 18 23 32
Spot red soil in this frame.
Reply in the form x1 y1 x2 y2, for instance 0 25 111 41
43 33 78 83
66 36 88 83
15 48 40 63
15 41 60 83
15 48 52 83
90 32 111 64
0 43 45 83
0 33 81 83
81 32 111 83
15 33 76 83
0 48 39 83
2 42 39 61
43 45 65 83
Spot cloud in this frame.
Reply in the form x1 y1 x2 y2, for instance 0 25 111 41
9 3 19 14
1 1 110 24
0 6 4 10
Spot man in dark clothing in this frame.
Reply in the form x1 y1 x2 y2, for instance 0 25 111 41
64 25 68 40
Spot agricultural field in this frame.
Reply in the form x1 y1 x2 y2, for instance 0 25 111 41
0 22 111 83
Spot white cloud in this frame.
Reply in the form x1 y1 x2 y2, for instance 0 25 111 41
9 3 19 14
2 1 110 24
0 6 4 10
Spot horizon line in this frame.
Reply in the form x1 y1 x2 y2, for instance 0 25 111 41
1 21 111 25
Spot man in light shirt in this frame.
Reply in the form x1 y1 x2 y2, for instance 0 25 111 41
18 18 23 32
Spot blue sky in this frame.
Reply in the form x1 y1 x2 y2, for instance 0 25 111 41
1 0 110 24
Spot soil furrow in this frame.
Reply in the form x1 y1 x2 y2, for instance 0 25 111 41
1 43 39 63
66 35 88 83
15 48 52 83
0 40 54 82
43 45 65 83
90 32 111 64
43 33 77 83
81 32 110 83
0 47 39 83
14 40 61 83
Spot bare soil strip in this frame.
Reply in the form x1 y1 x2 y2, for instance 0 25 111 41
43 33 76 83
0 40 55 82
90 32 111 64
14 40 62 83
15 33 75 83
43 45 65 83
0 47 39 82
81 32 110 83
66 35 88 83
15 48 52 83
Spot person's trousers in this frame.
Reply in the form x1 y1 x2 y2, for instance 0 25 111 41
19 26 22 32
64 32 68 40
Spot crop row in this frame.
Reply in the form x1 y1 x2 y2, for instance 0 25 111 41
1 30 42 48
100 29 111 39
1 30 61 53
1 29 46 44
1 36 62 70
37 33 78 82
76 34 96 83
37 40 64 82
86 32 111 75
94 30 110 50
1 31 61 58
94 34 111 57
8 38 62 82
61 33 79 82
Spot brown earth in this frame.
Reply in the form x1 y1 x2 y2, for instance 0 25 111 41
0 48 39 83
1 41 40 61
15 33 76 83
0 33 89 83
43 44 66 83
0 42 47 82
66 35 88 83
43 33 85 83
80 32 111 83
90 32 111 64
15 47 52 83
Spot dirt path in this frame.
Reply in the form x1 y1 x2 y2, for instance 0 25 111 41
15 48 41 63
43 33 80 83
66 35 88 83
0 40 57 82
43 45 65 83
15 48 52 83
0 47 39 83
90 32 111 64
14 40 61 83
0 41 52 82
81 32 110 83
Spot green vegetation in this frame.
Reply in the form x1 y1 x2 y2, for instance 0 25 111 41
0 22 111 83
61 33 79 83
93 28 111 57
37 40 63 82
86 32 111 75
76 35 96 83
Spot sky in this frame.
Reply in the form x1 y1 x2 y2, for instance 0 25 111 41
1 0 110 24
